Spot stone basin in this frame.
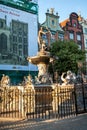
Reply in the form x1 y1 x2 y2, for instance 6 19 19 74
27 55 50 65
27 50 52 84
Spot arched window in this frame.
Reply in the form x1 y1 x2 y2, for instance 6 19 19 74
0 33 7 52
52 20 54 25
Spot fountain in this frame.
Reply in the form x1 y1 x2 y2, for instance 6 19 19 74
27 27 53 85
27 27 54 112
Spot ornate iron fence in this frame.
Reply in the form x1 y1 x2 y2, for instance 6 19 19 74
0 83 87 120
0 84 77 120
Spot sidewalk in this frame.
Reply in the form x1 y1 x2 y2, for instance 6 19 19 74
0 113 87 130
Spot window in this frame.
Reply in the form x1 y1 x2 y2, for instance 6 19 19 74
13 36 17 42
0 33 7 52
85 39 87 48
0 21 4 28
78 44 81 50
19 45 22 49
23 38 27 43
58 33 64 40
23 45 28 56
77 34 81 41
69 32 74 40
19 50 22 56
13 44 17 53
52 20 54 25
85 28 87 34
73 23 76 27
19 37 22 43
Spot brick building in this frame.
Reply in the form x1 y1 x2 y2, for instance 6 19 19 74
60 12 84 50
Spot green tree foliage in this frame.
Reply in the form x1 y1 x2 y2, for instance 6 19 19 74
49 40 86 75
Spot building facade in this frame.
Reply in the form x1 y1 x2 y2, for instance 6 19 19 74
60 12 84 50
79 17 87 74
79 17 87 57
39 8 64 48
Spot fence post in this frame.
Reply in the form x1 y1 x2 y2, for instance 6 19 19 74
19 87 24 118
74 84 78 115
82 83 86 112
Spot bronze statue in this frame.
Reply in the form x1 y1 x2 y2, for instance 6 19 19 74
38 27 51 51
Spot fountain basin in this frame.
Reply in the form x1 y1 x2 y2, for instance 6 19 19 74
27 55 50 65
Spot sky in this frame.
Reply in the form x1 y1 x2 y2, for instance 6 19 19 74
38 0 87 24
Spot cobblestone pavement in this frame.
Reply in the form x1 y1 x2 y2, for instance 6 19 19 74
0 114 87 130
